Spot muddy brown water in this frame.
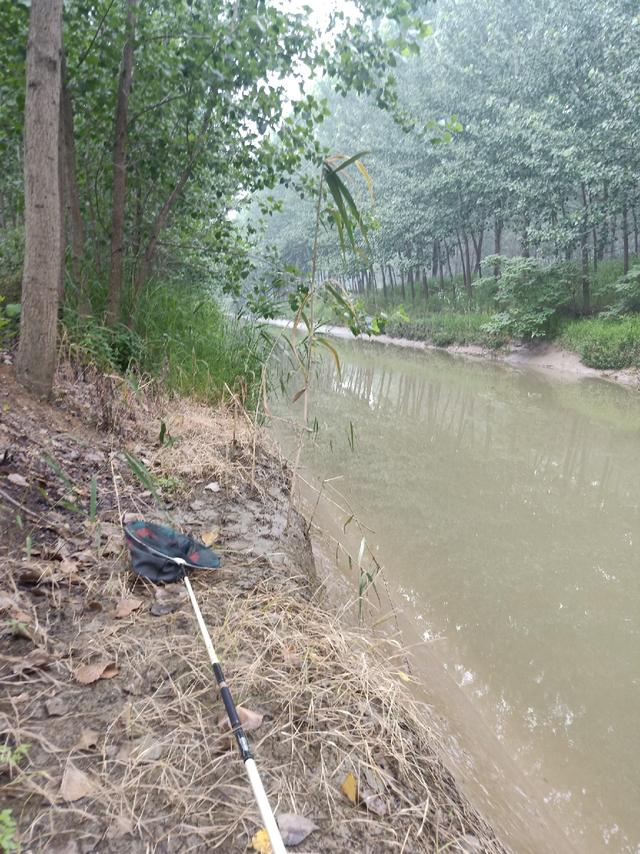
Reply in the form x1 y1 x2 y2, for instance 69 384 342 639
271 335 640 854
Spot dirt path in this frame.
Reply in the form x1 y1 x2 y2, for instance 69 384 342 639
0 363 510 852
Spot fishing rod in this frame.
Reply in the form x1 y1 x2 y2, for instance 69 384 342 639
124 521 287 854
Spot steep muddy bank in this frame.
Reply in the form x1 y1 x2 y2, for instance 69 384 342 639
1 363 508 853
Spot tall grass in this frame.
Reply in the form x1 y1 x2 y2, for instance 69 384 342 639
560 316 640 370
62 282 265 404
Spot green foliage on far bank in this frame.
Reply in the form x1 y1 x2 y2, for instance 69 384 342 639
560 317 640 371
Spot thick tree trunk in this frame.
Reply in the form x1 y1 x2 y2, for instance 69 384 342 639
106 0 137 326
16 0 64 398
61 56 90 315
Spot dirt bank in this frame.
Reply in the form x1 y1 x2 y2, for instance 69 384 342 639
268 319 640 388
0 363 507 853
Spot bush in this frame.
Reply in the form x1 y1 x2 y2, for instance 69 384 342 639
62 282 266 405
605 264 640 316
483 257 578 339
561 316 640 370
384 312 505 347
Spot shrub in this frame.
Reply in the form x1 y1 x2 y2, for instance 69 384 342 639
605 264 640 316
62 282 266 405
561 316 640 370
483 256 579 339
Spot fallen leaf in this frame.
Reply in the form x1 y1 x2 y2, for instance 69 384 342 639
201 528 220 547
217 705 264 736
204 481 220 493
60 764 94 802
341 772 358 805
59 558 79 575
75 728 100 750
106 816 133 839
45 696 68 717
276 813 318 846
13 648 54 674
238 706 264 730
282 645 302 667
291 386 307 403
116 734 163 762
114 597 143 619
74 660 118 685
251 828 272 853
396 670 412 683
8 472 29 488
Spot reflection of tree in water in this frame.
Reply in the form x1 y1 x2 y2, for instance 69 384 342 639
322 354 625 506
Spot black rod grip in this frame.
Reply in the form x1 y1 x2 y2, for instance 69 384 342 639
212 662 253 762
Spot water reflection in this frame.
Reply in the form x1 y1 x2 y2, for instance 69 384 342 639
276 340 640 853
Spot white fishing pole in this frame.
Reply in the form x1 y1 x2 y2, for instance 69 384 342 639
182 572 287 854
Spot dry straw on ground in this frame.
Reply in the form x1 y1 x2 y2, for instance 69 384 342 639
0 365 507 852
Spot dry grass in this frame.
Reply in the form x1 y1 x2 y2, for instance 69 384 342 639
1 365 507 853
4 578 506 852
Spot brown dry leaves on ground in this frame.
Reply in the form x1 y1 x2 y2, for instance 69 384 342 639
0 363 508 853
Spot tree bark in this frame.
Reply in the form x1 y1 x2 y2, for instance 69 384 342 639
622 203 629 274
633 207 639 256
494 217 502 277
61 55 90 315
106 0 137 326
16 0 64 399
134 99 214 292
580 184 590 314
471 227 484 276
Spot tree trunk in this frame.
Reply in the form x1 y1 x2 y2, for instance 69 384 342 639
471 227 484 276
580 184 590 314
408 267 415 303
134 99 214 292
380 264 387 299
494 217 502 277
106 0 137 326
422 267 429 300
633 207 639 256
399 268 406 300
16 0 64 398
61 55 90 315
622 203 629 274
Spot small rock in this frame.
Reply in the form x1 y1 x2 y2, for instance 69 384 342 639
204 481 220 493
7 472 29 488
45 696 68 717
150 600 181 616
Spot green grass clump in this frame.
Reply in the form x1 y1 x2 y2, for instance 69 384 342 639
561 316 640 370
63 282 265 405
384 312 506 348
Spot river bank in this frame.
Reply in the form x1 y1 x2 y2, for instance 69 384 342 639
268 318 640 388
0 362 507 852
